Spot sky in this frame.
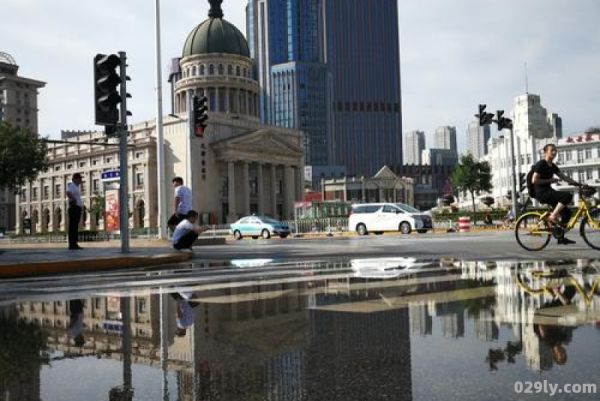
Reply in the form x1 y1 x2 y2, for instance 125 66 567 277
2 0 600 155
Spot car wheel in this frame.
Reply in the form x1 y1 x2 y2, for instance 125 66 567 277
356 223 368 236
233 230 242 240
279 234 288 239
417 229 428 234
261 229 271 239
399 222 412 234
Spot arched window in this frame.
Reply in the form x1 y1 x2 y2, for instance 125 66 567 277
200 64 205 75
227 64 233 75
192 66 197 76
186 68 190 77
218 64 224 75
243 67 247 77
236 65 240 76
209 64 214 75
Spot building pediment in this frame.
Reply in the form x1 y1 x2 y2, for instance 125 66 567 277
212 129 304 163
373 165 398 180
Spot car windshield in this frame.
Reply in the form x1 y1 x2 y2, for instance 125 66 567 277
259 216 281 224
395 203 420 213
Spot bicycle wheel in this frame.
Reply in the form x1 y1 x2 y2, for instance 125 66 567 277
515 268 562 295
515 212 551 251
580 208 600 250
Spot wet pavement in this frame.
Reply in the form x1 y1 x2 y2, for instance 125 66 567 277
1 257 600 400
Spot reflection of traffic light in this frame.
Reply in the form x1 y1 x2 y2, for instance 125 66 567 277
519 173 527 192
193 95 208 137
496 110 513 130
94 54 121 126
476 104 494 126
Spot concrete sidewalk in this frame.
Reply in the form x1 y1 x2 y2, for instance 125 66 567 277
0 239 193 278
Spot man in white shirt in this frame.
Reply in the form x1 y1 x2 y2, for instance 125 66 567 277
172 210 207 250
66 173 84 250
168 176 193 231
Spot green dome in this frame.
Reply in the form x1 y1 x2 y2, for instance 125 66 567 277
182 17 250 58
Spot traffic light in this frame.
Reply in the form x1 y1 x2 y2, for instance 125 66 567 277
193 95 208 137
94 54 122 126
496 110 513 130
476 104 494 126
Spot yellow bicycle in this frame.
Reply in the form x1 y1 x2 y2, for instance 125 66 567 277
514 185 600 251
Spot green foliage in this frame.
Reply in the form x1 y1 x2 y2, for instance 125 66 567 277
0 122 48 191
0 313 49 384
452 154 493 223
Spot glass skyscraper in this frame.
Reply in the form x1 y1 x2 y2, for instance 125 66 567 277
248 0 402 175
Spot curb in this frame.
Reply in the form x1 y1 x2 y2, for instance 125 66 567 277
0 252 193 279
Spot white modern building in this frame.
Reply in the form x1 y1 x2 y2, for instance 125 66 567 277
483 93 585 207
421 148 458 166
466 120 490 160
434 125 457 154
404 130 425 165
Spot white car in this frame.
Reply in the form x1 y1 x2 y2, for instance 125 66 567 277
348 202 433 235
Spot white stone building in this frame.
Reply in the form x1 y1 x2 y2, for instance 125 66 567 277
466 120 490 160
15 1 304 233
434 125 457 153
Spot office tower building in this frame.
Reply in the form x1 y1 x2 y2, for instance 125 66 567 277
405 130 425 165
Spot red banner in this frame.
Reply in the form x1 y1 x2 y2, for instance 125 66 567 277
105 189 120 233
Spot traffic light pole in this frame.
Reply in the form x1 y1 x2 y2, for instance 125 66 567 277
118 51 130 253
186 90 194 195
509 126 518 217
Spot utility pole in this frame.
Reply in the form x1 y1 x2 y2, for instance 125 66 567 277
118 51 130 253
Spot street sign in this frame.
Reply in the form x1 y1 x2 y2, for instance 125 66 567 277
101 170 120 181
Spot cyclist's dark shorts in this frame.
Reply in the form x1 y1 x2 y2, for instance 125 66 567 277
536 188 573 207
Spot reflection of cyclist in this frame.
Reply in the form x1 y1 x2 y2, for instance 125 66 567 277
532 143 580 245
533 269 576 366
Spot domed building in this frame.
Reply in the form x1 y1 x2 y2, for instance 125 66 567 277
163 0 304 223
15 0 304 235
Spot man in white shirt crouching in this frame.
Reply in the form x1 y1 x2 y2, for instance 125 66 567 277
172 210 207 251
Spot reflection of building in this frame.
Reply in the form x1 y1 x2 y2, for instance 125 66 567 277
409 303 432 336
322 166 414 205
0 52 45 231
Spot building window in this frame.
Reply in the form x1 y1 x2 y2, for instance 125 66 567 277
43 186 49 200
236 65 240 76
218 64 224 75
136 172 144 187
67 163 73 169
32 187 38 201
21 189 27 202
200 65 205 75
79 161 86 167
209 64 214 75
227 64 233 75
55 165 61 171
135 151 144 159
586 170 593 180
192 66 197 76
106 157 112 164
137 298 147 314
54 184 61 198
585 148 592 159
93 179 100 193
92 158 99 166
80 181 86 195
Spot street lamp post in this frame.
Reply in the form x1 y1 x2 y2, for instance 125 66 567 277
155 0 167 240
508 126 518 217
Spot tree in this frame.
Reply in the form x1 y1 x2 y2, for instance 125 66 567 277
0 123 48 191
452 154 493 223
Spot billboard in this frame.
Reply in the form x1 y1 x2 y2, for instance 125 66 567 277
105 189 120 233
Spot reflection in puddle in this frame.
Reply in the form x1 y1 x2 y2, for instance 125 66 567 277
1 258 600 400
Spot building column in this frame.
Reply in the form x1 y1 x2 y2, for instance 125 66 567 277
242 162 250 215
257 162 265 215
227 161 236 222
283 165 294 219
294 165 303 202
270 164 277 217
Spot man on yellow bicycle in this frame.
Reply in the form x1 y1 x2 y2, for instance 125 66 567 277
531 143 580 245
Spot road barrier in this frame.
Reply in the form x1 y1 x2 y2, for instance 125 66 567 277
458 216 471 232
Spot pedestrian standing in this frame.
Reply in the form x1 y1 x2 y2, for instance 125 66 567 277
66 172 84 250
168 177 192 231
